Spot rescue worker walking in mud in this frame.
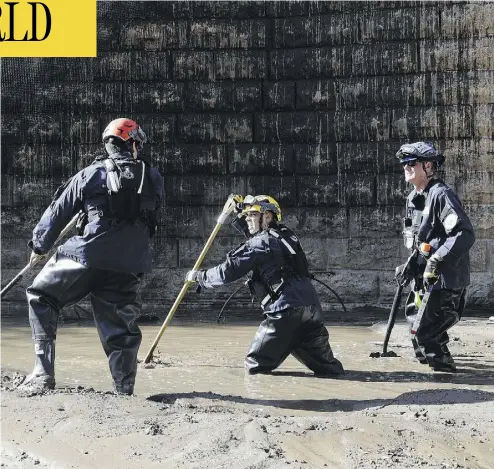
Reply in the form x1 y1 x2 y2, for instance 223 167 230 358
18 118 164 395
395 142 475 372
186 195 344 376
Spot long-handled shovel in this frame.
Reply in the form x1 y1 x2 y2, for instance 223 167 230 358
143 195 237 363
1 211 81 299
370 250 418 358
369 283 403 358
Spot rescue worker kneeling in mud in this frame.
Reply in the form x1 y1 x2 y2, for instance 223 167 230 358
186 195 344 376
18 118 164 395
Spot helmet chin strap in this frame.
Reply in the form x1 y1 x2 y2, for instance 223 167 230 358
260 213 266 231
132 141 138 159
261 214 274 231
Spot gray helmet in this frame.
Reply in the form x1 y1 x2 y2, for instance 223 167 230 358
396 142 445 168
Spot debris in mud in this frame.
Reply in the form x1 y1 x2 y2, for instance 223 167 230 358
175 399 197 409
267 446 284 459
387 446 406 462
139 352 173 368
369 350 398 358
414 409 428 419
144 421 165 435
474 340 493 347
244 420 270 451
184 414 199 423
11 373 26 388
13 379 55 398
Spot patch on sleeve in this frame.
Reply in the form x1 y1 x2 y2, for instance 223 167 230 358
443 212 459 232
422 205 430 216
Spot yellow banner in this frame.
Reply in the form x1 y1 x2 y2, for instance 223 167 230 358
0 0 97 57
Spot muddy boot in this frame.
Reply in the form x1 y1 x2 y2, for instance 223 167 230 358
17 340 55 392
114 382 134 395
313 359 345 378
429 354 457 373
415 354 428 365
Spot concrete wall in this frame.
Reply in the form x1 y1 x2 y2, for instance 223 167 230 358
2 1 493 320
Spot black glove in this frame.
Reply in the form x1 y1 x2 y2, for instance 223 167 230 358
394 251 420 287
423 255 440 289
395 262 414 286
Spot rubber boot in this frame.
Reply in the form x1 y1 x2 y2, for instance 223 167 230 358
429 354 457 373
313 358 345 378
17 340 56 392
114 382 134 395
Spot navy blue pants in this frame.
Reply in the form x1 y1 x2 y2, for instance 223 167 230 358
245 304 344 376
26 252 142 390
405 288 466 360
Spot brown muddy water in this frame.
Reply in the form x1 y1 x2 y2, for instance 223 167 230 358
2 321 493 406
2 320 494 469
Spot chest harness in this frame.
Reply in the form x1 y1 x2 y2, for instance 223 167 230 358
403 180 440 251
82 155 157 236
247 225 310 308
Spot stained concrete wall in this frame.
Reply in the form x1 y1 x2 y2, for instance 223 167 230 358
1 1 493 320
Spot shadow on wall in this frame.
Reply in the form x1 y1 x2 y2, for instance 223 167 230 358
148 385 494 413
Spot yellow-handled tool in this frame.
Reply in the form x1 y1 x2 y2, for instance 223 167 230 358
143 195 240 363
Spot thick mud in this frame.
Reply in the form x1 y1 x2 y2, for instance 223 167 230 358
1 319 493 468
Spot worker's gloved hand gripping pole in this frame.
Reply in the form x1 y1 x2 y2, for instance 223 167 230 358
0 211 82 299
143 195 239 364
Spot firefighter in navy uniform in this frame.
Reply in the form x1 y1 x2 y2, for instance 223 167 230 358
395 142 475 372
187 195 344 376
18 118 164 394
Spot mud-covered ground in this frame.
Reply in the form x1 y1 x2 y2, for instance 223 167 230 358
1 318 494 469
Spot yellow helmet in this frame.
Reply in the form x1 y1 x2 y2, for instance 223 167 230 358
241 194 282 222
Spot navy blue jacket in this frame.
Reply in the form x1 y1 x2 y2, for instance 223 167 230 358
405 178 475 290
198 228 320 313
30 152 164 273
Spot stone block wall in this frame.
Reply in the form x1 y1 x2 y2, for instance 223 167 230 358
2 1 493 320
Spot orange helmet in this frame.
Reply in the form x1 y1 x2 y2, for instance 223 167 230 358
102 118 147 150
